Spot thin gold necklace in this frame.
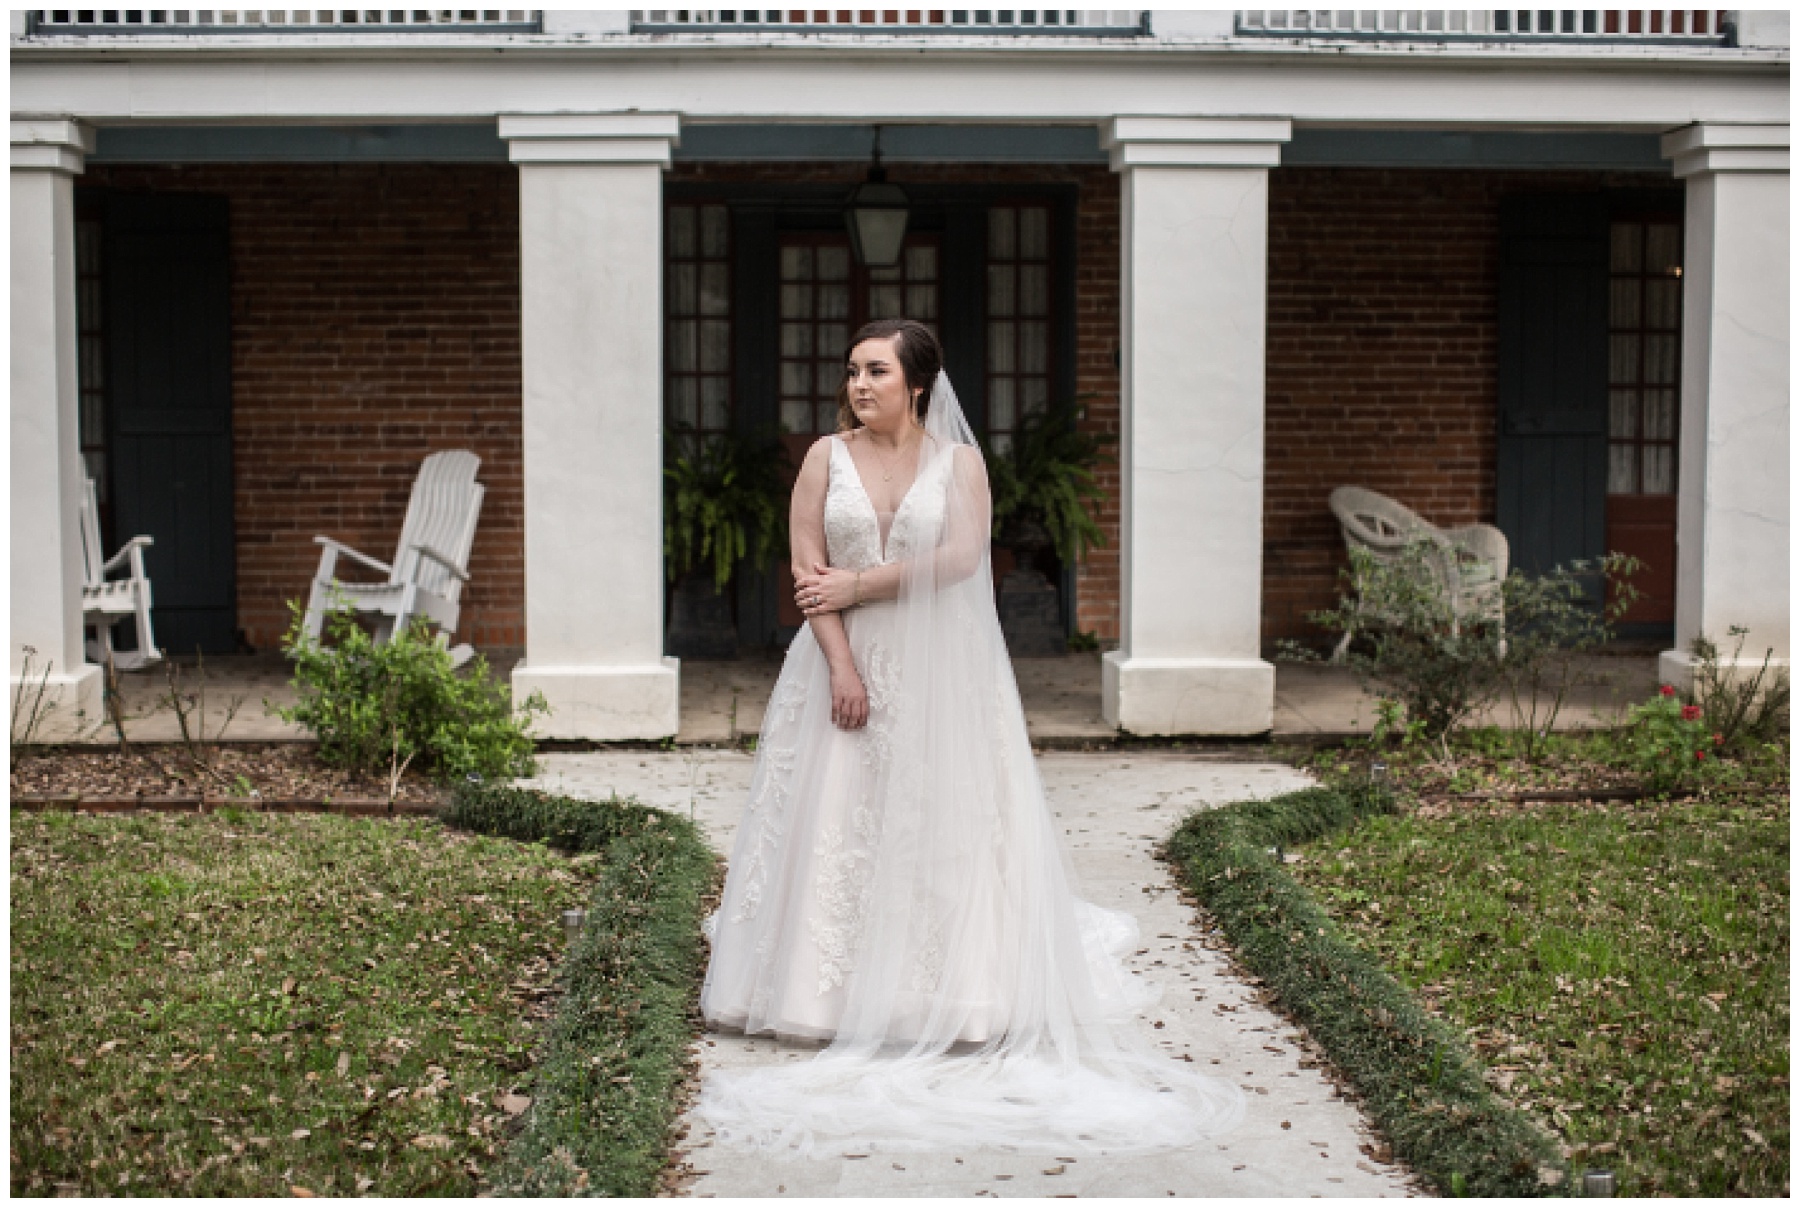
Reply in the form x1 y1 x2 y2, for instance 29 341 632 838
867 403 921 486
869 426 916 482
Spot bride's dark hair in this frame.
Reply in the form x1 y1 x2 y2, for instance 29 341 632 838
836 318 943 433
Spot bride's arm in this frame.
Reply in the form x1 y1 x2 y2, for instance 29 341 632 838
789 438 869 729
806 445 991 607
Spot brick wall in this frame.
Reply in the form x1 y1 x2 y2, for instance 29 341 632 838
1262 166 1670 649
83 164 524 653
668 160 1126 642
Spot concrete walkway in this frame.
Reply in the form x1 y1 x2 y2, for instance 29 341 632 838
82 647 1657 748
517 750 1425 1198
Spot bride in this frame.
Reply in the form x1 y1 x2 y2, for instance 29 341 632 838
696 318 1245 1156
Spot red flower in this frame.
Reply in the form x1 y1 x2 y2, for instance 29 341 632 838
1681 704 1703 721
1659 684 1677 697
1695 750 1707 761
1714 732 1725 745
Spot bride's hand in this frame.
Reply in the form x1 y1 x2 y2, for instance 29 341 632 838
796 562 858 617
828 662 869 730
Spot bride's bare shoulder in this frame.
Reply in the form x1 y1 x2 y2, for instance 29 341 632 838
793 433 838 484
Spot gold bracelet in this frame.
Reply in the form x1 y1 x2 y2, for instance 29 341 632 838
853 570 862 606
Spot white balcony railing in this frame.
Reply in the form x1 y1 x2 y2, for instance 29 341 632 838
630 9 1149 35
1236 10 1732 43
27 10 541 33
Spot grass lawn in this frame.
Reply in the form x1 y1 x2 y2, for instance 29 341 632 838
11 808 599 1197
1290 761 1789 1196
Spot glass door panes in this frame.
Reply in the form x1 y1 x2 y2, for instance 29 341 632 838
986 204 1052 455
777 233 942 437
666 203 732 456
779 237 854 436
869 242 940 324
1607 219 1682 495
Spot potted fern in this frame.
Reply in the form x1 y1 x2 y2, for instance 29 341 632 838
983 399 1113 656
663 426 791 659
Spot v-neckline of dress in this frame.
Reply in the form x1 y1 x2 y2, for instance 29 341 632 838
837 433 930 564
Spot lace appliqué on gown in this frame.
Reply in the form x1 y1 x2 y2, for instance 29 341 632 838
731 743 797 925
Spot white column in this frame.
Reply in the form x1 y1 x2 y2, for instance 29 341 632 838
11 118 102 739
1097 117 1291 736
1658 123 1789 690
501 114 682 740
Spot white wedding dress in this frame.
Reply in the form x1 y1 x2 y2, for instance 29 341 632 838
697 372 1245 1157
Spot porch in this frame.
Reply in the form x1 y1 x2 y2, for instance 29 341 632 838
82 648 1662 747
11 13 1788 742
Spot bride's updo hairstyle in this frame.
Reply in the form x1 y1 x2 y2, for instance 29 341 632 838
836 318 943 433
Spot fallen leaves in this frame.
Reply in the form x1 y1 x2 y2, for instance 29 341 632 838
1293 784 1790 1198
12 808 605 1197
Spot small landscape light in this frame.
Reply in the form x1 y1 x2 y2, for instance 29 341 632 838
1582 1169 1616 1197
561 908 587 945
1369 760 1390 787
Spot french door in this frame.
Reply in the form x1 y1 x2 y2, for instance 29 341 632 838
1603 215 1681 626
774 231 941 627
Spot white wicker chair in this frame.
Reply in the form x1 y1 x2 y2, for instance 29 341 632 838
1327 486 1509 663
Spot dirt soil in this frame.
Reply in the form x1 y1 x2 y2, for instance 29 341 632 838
10 742 448 805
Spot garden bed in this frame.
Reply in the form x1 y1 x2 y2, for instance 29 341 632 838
10 809 593 1196
10 742 447 807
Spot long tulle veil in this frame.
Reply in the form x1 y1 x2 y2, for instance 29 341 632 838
695 370 1247 1155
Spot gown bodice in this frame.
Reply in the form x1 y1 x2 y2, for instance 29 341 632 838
823 434 948 572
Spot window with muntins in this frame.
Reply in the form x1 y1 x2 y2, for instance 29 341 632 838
667 203 732 456
778 233 940 437
986 203 1052 456
1607 218 1682 495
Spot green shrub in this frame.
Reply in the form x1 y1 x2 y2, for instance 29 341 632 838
1491 553 1640 760
1621 685 1718 795
1287 543 1640 759
445 784 717 1197
1283 541 1507 751
277 600 547 790
1688 625 1790 753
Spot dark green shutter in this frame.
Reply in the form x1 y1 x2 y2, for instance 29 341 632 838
104 191 238 655
1495 193 1609 580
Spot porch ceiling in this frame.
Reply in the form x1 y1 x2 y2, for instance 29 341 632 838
83 122 1672 172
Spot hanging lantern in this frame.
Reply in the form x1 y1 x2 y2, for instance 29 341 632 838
844 126 910 269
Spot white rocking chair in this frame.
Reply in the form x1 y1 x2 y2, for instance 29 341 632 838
80 475 163 671
1327 486 1509 663
301 450 484 667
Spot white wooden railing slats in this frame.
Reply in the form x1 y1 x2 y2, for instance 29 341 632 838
31 9 538 30
1236 10 1731 40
